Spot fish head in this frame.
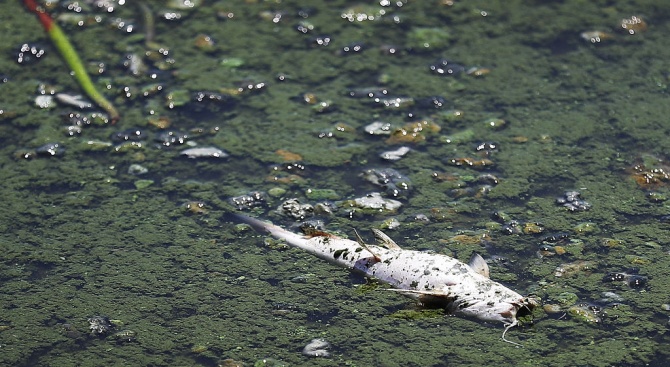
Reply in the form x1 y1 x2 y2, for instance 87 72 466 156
459 295 537 325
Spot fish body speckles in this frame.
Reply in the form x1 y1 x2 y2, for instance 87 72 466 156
234 214 536 345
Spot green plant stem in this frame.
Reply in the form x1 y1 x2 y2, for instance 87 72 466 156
23 0 120 123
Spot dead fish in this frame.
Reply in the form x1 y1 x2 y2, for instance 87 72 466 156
180 146 228 158
234 214 536 346
55 93 93 109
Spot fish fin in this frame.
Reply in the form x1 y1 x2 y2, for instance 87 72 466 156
353 229 382 262
371 228 402 250
468 253 490 278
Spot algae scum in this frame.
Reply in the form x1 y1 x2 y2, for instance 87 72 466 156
1 0 670 366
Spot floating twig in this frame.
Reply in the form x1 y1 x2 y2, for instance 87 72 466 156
23 0 120 123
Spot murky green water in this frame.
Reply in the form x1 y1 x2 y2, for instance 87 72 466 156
1 1 670 366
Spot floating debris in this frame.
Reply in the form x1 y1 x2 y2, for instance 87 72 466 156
275 149 303 162
82 140 113 151
88 316 113 335
474 141 499 157
194 33 216 52
374 96 415 110
123 53 146 76
344 192 402 213
183 201 208 214
112 329 137 342
35 142 65 157
340 4 386 22
338 41 366 55
568 303 602 324
628 161 670 188
64 124 82 136
381 217 401 230
113 141 144 153
35 95 55 109
167 0 202 10
541 232 571 243
229 191 267 210
302 338 330 357
364 121 393 135
483 118 508 130
112 128 146 142
580 30 614 43
554 260 596 277
386 119 440 144
380 146 411 161
543 304 562 314
279 198 314 220
556 190 592 212
299 220 327 236
318 123 355 139
16 42 46 65
416 96 448 110
128 164 148 175
603 270 647 289
348 87 389 99
180 146 228 159
155 129 188 147
466 66 491 77
295 20 315 34
600 291 625 303
360 168 411 197
307 35 333 48
620 15 647 35
447 157 494 169
429 58 465 76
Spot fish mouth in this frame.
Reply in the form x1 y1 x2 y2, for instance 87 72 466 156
515 295 540 319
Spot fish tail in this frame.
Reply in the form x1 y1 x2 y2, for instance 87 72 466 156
233 213 310 250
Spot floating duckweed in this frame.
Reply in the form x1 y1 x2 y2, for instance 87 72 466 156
166 89 190 108
646 191 667 202
601 238 625 248
523 222 545 234
380 217 401 230
625 255 650 265
574 222 598 234
134 179 154 190
484 118 507 130
568 305 601 323
191 344 208 354
341 4 386 22
305 188 340 201
267 187 287 198
555 292 579 307
253 358 288 367
439 129 475 144
389 308 445 320
407 27 451 49
82 140 113 151
113 329 137 342
220 57 244 68
543 304 563 314
167 0 202 10
435 109 464 122
114 141 144 153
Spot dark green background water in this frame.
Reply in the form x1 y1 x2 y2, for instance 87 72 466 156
1 1 670 366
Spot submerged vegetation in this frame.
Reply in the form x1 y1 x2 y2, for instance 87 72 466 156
1 0 670 366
